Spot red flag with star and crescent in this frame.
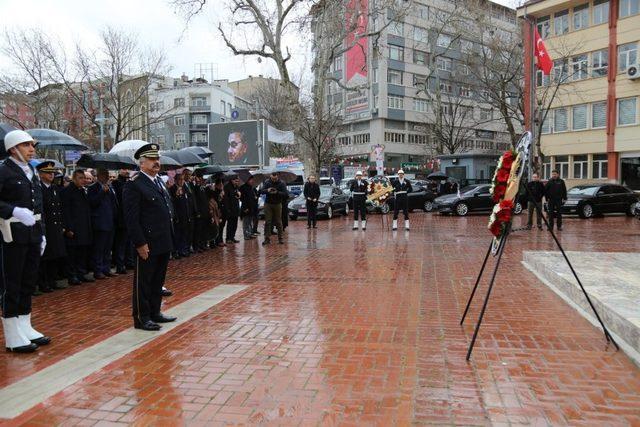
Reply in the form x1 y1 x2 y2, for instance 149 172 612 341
534 27 553 75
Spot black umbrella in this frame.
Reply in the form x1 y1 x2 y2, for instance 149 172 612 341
252 168 298 184
179 146 213 159
194 164 229 177
0 123 20 159
26 129 89 151
159 155 182 171
31 158 65 169
161 150 207 167
427 171 449 181
77 153 137 170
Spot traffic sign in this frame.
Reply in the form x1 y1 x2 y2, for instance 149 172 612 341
231 110 239 120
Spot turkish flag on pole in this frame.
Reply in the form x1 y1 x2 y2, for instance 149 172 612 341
534 27 553 75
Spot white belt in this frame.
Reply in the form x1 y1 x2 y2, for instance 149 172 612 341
395 191 407 194
0 214 42 243
353 192 366 195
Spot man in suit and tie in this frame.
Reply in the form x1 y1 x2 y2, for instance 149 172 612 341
87 168 118 279
123 143 176 331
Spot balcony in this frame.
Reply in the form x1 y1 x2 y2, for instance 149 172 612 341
189 123 208 131
189 104 210 112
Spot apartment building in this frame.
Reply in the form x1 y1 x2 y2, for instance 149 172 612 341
518 0 640 189
314 0 518 180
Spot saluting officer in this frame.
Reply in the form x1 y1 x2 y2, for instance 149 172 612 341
37 161 67 293
0 130 50 353
392 169 412 231
350 171 368 231
123 143 176 331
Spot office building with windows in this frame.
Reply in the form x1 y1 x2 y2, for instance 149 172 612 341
314 0 518 180
147 75 236 150
519 0 640 189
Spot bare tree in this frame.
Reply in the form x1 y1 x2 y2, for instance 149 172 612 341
252 78 299 158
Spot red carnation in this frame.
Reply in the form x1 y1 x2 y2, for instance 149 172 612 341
496 167 510 183
501 151 515 170
489 221 503 237
492 184 506 202
499 199 514 210
496 207 512 223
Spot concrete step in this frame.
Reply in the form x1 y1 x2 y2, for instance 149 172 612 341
523 251 640 366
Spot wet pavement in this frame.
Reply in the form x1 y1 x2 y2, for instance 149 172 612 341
1 212 639 426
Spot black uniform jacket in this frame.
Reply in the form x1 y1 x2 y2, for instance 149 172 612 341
123 173 174 256
223 183 241 218
41 183 66 259
0 159 44 244
239 183 258 217
60 183 92 246
350 179 368 198
544 178 567 201
393 179 413 197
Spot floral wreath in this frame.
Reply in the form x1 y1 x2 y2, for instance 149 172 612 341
367 180 393 207
488 150 520 238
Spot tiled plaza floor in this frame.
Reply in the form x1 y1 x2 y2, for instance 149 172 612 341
1 212 639 426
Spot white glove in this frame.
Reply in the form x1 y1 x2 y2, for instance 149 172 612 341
40 236 47 256
12 207 36 226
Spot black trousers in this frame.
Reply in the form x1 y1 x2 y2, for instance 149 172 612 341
527 201 543 227
548 199 563 229
132 252 169 322
226 216 238 241
1 241 40 318
93 230 114 275
216 218 226 244
353 197 367 221
174 222 191 255
306 201 318 226
113 227 134 269
67 245 90 281
393 195 409 220
39 257 63 289
252 213 259 234
194 217 210 249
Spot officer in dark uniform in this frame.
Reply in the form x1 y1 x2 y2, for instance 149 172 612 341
0 130 50 353
392 169 412 231
350 171 368 230
36 161 67 293
123 143 176 331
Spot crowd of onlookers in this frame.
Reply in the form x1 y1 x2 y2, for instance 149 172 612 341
37 167 280 295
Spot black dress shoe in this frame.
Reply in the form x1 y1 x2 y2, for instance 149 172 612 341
134 320 161 331
151 313 177 323
6 343 38 353
104 272 116 278
116 268 127 275
32 289 43 296
68 279 82 286
94 273 106 280
52 282 68 290
81 275 95 283
161 288 173 297
40 287 53 293
31 336 51 346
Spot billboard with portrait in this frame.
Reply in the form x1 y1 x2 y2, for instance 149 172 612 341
208 121 260 166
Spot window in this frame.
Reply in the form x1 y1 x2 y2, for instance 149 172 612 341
542 160 551 179
437 34 452 48
155 120 165 129
573 4 589 30
553 59 568 82
439 82 452 94
192 132 207 143
373 95 379 109
156 135 166 145
413 74 426 87
458 64 470 75
555 155 569 179
413 4 429 19
175 133 186 146
620 0 640 17
388 96 404 109
174 115 185 126
413 98 428 112
193 114 208 124
156 101 164 110
174 98 185 107
461 40 473 53
592 101 607 128
593 0 609 24
413 50 427 65
537 16 550 38
408 134 428 144
389 21 404 36
220 100 226 115
591 49 608 77
437 57 452 72
592 154 608 178
571 55 588 80
459 86 472 97
372 68 378 83
554 10 569 35
333 56 343 71
573 155 588 179
228 102 233 115
536 69 550 86
384 132 405 143
387 69 403 85
541 112 552 134
618 97 637 125
618 43 638 71
413 26 428 43
191 97 206 106
353 134 370 144
480 108 493 121
554 108 568 132
572 104 588 130
389 45 404 61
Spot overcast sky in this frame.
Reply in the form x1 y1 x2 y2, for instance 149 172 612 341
0 0 519 86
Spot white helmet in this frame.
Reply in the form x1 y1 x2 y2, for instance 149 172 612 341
4 130 35 151
398 169 405 174
355 171 363 176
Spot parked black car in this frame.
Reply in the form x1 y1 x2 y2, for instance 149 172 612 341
560 184 639 218
288 186 350 220
434 184 525 216
388 185 438 212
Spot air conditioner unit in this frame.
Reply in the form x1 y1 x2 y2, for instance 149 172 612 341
628 64 640 80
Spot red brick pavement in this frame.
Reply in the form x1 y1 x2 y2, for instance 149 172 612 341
1 213 640 425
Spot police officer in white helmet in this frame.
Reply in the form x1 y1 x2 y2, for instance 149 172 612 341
0 130 50 353
349 171 368 230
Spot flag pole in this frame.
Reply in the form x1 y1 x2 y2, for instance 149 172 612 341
526 9 536 180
